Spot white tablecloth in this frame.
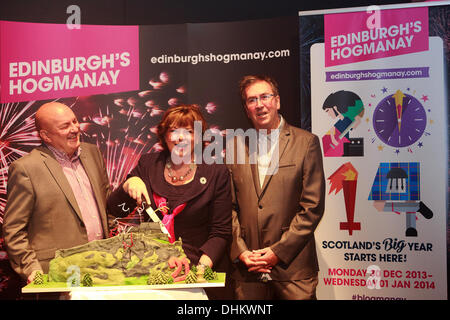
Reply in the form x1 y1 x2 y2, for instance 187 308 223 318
68 288 208 300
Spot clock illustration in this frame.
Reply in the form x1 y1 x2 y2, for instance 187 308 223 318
372 90 427 148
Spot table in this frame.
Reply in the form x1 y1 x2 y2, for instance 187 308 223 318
22 273 225 300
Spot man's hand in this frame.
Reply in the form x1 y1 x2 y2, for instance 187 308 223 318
252 247 279 268
239 250 272 273
123 176 150 206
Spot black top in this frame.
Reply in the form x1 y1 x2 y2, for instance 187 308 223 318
107 151 232 272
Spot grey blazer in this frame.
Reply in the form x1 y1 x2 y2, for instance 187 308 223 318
2 142 110 280
227 121 325 282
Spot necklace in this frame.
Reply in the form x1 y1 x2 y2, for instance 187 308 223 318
166 160 196 183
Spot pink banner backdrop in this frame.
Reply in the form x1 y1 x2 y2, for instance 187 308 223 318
324 7 429 67
0 21 139 103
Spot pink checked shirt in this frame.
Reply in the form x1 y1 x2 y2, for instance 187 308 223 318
47 145 104 241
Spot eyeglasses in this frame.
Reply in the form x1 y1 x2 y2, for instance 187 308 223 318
246 94 276 107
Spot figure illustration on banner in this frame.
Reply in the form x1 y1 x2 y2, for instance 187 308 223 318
327 162 361 235
322 90 365 157
368 162 433 237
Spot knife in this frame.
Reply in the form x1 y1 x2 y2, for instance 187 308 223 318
145 205 170 236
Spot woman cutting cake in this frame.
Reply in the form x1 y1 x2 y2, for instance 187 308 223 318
107 104 233 299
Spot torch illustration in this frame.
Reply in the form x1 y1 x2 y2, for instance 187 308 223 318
327 162 361 235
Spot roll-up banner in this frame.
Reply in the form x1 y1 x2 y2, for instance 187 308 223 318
299 1 448 300
0 17 299 297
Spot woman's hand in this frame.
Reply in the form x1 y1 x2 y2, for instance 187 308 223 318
123 176 150 206
198 254 213 268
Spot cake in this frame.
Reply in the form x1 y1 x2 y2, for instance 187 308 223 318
43 222 213 286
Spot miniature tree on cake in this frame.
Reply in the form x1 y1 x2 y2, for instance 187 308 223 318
185 270 198 284
82 273 93 287
147 270 173 285
203 266 218 281
33 271 44 285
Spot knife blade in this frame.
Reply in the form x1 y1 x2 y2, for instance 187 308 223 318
145 205 170 236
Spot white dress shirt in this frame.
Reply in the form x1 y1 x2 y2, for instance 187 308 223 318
257 116 284 188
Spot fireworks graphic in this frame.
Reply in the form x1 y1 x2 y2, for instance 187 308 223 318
0 101 42 223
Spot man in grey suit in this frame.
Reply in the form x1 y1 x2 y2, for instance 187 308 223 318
228 75 325 299
2 102 111 284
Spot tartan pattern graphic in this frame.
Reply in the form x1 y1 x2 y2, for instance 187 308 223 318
368 162 420 201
